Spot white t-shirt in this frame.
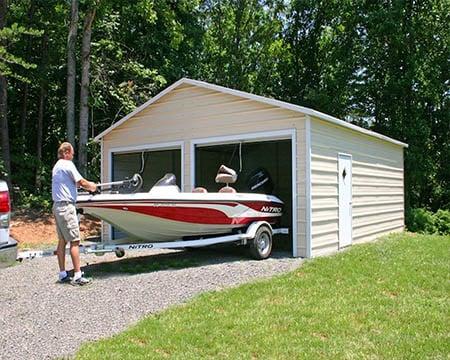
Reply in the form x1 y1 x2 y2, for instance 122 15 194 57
52 159 83 202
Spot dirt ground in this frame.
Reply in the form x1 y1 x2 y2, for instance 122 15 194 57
10 210 101 248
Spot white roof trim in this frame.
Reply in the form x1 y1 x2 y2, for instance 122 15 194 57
95 78 408 148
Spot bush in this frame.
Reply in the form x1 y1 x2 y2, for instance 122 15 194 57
406 208 435 233
406 208 450 235
434 209 450 235
15 190 52 213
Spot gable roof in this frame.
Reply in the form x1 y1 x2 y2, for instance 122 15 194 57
94 78 408 148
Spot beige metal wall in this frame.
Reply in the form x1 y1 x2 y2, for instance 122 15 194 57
101 83 308 256
310 117 405 256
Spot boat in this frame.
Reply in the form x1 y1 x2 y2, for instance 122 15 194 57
76 165 284 243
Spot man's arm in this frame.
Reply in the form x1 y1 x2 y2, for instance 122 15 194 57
77 178 97 192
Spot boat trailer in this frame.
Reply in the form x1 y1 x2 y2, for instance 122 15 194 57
17 221 289 262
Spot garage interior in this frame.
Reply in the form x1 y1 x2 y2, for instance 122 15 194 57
194 139 293 252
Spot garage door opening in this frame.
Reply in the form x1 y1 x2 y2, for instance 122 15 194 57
194 139 293 252
111 147 181 239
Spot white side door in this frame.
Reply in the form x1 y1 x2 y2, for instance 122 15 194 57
338 153 352 248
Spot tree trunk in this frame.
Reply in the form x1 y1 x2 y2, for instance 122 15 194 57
66 0 78 146
20 1 35 148
78 7 95 177
35 86 46 189
0 0 10 188
0 76 9 184
20 83 28 142
36 35 48 189
232 0 244 88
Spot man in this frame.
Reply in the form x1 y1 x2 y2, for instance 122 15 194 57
52 142 97 285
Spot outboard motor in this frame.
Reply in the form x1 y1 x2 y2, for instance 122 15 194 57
246 168 274 194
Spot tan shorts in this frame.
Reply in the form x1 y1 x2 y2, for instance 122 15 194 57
53 202 80 243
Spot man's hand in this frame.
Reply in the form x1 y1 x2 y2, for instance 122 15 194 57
78 179 97 193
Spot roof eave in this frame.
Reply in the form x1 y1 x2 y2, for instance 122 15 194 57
94 77 408 149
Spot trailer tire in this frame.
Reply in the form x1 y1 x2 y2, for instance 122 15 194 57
249 225 272 260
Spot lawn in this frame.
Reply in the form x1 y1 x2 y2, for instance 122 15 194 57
75 233 449 359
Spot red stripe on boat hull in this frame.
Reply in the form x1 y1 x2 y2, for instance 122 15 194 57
81 202 281 225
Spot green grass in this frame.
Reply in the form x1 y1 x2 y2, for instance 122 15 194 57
76 233 450 359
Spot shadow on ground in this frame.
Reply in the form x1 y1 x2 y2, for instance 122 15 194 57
78 246 292 278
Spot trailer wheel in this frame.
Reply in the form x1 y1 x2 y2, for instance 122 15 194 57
115 248 125 258
249 225 272 260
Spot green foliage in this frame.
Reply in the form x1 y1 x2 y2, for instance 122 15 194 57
406 208 436 233
406 208 450 235
279 0 362 117
86 140 101 182
15 190 52 212
0 158 6 178
1 0 448 216
434 209 450 235
10 151 51 193
0 22 42 82
200 0 285 95
88 0 202 131
356 0 450 211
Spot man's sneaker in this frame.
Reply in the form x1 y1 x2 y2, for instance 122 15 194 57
71 276 92 286
57 274 72 284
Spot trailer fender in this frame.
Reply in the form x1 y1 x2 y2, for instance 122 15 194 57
245 221 273 239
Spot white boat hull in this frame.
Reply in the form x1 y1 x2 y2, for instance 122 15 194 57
77 192 283 243
83 206 250 242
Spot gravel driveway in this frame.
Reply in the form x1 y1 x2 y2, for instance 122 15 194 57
0 247 302 359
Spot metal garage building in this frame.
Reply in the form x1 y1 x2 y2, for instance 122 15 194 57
94 78 407 258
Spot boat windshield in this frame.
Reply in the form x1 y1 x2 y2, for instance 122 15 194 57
153 173 177 187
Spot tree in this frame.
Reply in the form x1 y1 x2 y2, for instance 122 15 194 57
88 0 203 132
35 34 48 189
355 0 450 210
7 1 69 193
0 0 446 215
0 0 40 186
66 0 78 146
200 0 285 94
279 0 362 117
0 0 10 185
78 6 96 176
19 1 35 147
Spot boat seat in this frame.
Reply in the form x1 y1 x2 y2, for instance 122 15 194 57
192 187 208 193
218 186 236 193
215 165 237 184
